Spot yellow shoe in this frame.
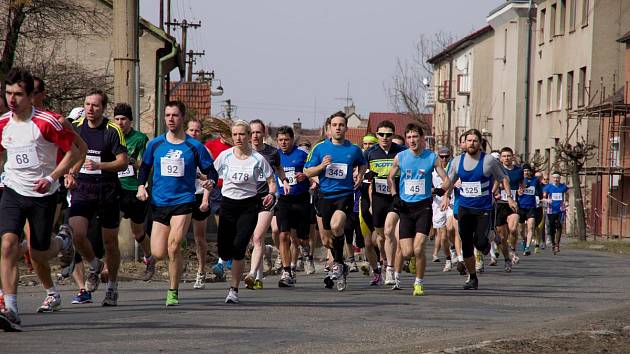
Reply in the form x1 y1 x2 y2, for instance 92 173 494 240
253 279 264 290
244 274 255 290
409 257 417 274
413 283 425 296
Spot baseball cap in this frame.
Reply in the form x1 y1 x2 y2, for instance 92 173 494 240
67 107 84 120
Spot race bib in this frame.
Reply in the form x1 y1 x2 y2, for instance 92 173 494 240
0 172 5 187
8 146 40 169
374 179 390 194
118 165 135 178
500 189 517 201
460 181 482 197
404 179 425 195
524 186 536 196
285 171 298 186
80 155 102 175
551 192 563 201
229 166 253 183
257 171 266 182
325 163 348 180
160 157 185 177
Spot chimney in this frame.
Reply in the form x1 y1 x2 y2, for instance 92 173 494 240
293 118 302 135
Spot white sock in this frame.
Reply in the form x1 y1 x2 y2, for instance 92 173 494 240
45 287 58 296
490 242 497 256
394 272 400 280
256 269 264 280
414 277 423 285
458 255 464 262
4 294 17 313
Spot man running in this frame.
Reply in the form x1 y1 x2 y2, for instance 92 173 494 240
137 101 216 306
494 147 523 265
364 120 405 286
304 111 366 291
0 69 77 330
517 163 542 258
542 172 568 254
66 89 128 306
113 103 155 281
445 129 515 289
388 123 449 295
432 147 454 272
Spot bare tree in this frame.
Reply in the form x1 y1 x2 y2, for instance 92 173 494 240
554 138 597 241
386 31 454 132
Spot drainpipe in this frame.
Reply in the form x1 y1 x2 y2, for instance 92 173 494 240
524 0 534 160
156 42 178 136
447 58 453 149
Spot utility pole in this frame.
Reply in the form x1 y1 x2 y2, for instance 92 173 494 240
166 0 171 34
165 18 201 79
186 49 205 82
112 0 138 115
159 0 163 30
194 70 214 82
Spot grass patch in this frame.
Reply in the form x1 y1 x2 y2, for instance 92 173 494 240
568 239 630 255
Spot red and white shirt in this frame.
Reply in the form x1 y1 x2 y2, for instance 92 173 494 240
0 107 74 197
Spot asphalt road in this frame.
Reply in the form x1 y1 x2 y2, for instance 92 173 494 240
3 245 630 353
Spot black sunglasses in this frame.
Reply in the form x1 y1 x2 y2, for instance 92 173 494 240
439 155 450 159
377 132 393 138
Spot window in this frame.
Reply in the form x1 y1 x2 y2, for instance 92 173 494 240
547 77 553 112
556 74 563 110
550 4 557 39
536 80 543 114
559 0 566 35
578 66 587 107
567 70 574 109
569 0 576 31
539 8 546 44
581 0 589 27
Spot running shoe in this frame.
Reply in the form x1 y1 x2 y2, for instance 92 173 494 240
244 273 255 290
370 272 383 286
520 240 526 253
524 247 531 256
274 255 283 272
296 258 305 272
305 258 316 275
85 259 104 292
57 225 76 278
456 261 467 275
212 263 225 281
330 263 344 280
72 289 92 304
360 264 370 276
142 256 156 282
391 278 402 290
37 293 61 313
541 243 546 250
323 275 334 289
102 288 118 307
225 288 239 304
534 245 540 253
0 308 22 332
511 252 520 265
225 259 233 270
443 259 452 272
463 277 478 290
384 267 396 285
349 260 359 273
336 264 349 292
253 279 264 290
504 259 513 273
194 272 206 289
489 257 497 266
278 270 295 288
412 283 425 296
475 254 484 273
432 255 440 263
166 289 179 306
264 245 274 271
409 256 417 274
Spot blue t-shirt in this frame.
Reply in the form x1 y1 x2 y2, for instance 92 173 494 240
518 176 540 209
501 165 523 201
277 145 309 196
543 183 568 214
304 139 366 199
397 149 436 203
142 134 214 207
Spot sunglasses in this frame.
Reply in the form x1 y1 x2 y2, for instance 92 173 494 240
439 155 450 159
377 132 393 138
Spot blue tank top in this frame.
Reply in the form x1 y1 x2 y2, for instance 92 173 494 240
397 149 436 203
518 176 539 209
457 152 493 211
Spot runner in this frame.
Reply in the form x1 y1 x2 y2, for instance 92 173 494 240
304 111 367 291
298 140 318 275
445 129 515 289
213 120 275 303
431 147 454 272
493 147 523 267
358 135 377 277
448 134 467 275
113 103 155 281
0 69 77 330
517 163 542 257
273 126 311 287
66 89 128 306
185 118 213 289
136 101 216 306
364 120 405 286
244 120 289 290
388 123 450 295
542 172 568 255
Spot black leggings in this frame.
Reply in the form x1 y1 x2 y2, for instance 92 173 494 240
546 213 563 246
457 206 492 258
218 196 259 261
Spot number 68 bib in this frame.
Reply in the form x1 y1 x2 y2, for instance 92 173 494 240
161 157 185 177
8 146 40 169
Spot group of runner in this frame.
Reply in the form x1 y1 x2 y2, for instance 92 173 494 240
0 68 569 332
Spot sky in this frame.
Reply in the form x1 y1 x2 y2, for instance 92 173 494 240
140 0 502 128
